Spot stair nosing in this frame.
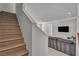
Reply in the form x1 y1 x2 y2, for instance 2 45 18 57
0 43 25 52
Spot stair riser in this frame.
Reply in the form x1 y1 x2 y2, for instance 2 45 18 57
0 45 26 56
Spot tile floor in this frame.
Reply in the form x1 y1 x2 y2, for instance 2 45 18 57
48 47 69 56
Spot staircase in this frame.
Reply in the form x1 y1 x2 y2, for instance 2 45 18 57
0 11 28 56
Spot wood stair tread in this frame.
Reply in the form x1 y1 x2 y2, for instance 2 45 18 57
0 23 18 25
0 22 18 23
0 50 28 56
0 18 17 22
0 39 24 51
0 37 23 42
0 33 21 35
0 25 18 26
0 26 19 28
5 34 21 35
0 20 17 22
0 25 19 27
0 24 19 26
0 30 21 33
0 28 20 30
0 27 19 30
0 45 28 56
0 19 16 20
0 43 25 52
0 29 20 30
0 35 22 38
0 32 21 35
18 50 29 56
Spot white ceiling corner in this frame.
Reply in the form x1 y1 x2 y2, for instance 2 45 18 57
24 3 77 23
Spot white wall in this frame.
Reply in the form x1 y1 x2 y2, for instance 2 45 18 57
38 19 76 39
16 3 32 55
42 24 52 36
32 24 48 56
0 3 16 13
37 24 52 36
52 19 76 39
0 3 3 11
76 4 79 56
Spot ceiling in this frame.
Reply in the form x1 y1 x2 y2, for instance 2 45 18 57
24 3 77 23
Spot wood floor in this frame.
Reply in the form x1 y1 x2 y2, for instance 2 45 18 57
0 11 28 56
